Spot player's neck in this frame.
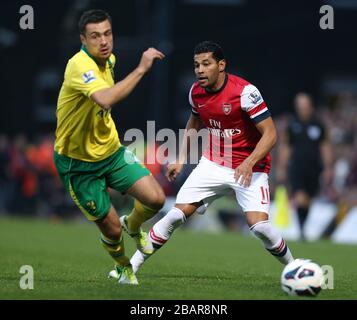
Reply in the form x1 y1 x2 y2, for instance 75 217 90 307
206 73 227 93
81 45 107 67
96 58 107 67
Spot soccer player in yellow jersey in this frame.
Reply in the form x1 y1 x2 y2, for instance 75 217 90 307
54 9 166 285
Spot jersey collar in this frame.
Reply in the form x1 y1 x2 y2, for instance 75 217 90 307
205 73 228 94
81 45 114 81
81 44 97 62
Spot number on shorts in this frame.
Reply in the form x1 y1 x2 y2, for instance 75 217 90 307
260 186 270 204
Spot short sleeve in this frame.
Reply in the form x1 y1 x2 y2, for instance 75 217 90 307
241 84 271 123
188 84 199 115
68 61 111 98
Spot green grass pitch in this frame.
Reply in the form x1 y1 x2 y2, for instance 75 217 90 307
0 217 356 300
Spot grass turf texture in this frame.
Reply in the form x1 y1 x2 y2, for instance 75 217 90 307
0 217 356 300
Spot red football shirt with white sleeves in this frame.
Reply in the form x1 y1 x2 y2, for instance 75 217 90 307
189 73 271 173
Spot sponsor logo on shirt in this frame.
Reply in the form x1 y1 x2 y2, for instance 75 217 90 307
248 90 262 104
208 119 241 137
208 128 242 138
83 70 97 84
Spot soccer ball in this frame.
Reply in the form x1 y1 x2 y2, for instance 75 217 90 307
281 259 324 296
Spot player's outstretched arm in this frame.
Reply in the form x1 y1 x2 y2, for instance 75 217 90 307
91 48 165 109
166 113 204 182
235 116 277 187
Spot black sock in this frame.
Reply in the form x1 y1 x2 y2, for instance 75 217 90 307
297 207 309 232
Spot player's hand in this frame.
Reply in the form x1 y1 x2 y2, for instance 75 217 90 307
137 47 165 74
166 162 183 182
234 160 253 187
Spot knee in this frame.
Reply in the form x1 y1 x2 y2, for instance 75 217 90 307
147 189 166 210
246 212 269 228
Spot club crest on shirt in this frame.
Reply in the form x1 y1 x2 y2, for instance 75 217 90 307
86 200 96 211
222 103 232 115
248 90 262 104
83 70 96 84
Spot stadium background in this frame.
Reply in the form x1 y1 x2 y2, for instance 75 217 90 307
1 0 357 300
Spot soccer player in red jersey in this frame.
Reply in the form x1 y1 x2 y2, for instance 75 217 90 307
125 41 294 275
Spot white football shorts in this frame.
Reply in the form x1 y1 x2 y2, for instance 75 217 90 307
176 156 270 214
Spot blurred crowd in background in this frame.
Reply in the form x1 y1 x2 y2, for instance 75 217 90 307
0 90 356 228
1 1 357 241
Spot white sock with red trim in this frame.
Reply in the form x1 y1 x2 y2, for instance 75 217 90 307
130 207 186 273
250 220 294 265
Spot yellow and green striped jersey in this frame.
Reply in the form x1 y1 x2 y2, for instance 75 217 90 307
55 46 121 162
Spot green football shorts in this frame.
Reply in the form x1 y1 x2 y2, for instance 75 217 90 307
54 147 151 221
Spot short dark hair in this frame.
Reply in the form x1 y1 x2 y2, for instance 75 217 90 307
194 41 225 62
78 9 112 35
